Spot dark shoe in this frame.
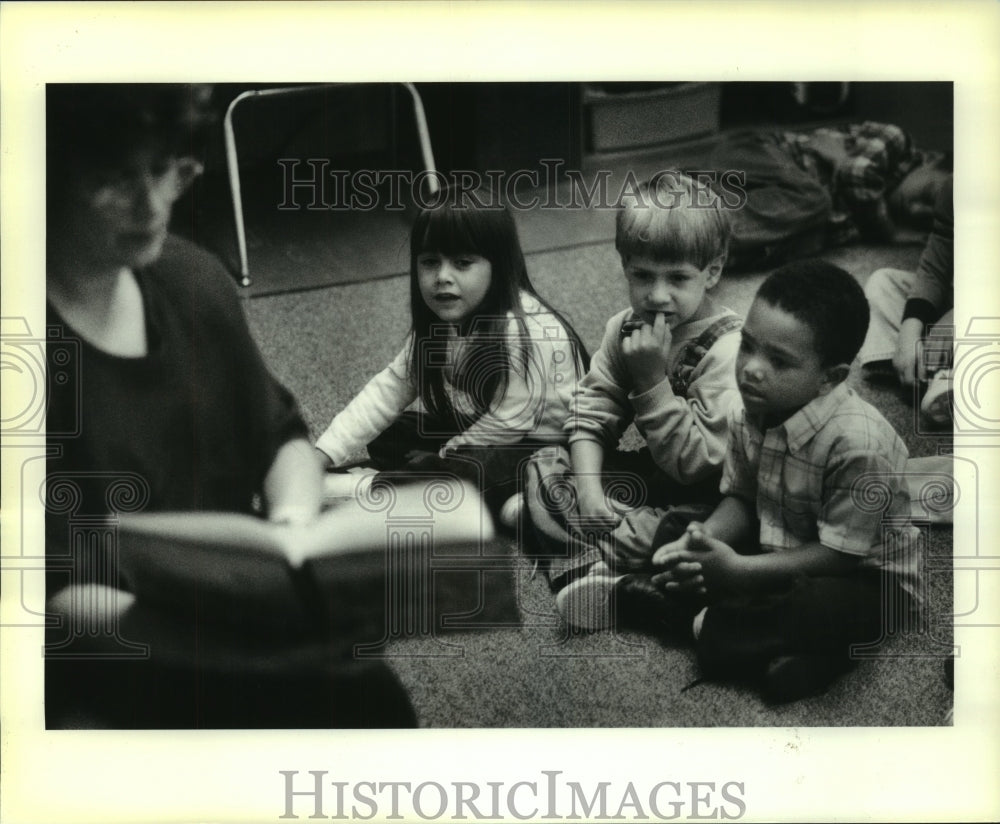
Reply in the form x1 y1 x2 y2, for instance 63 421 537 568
616 573 699 638
694 600 793 681
762 654 855 704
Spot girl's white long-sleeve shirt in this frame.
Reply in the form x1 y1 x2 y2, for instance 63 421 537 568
315 293 583 466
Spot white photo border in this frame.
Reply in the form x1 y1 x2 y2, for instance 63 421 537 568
2 2 999 823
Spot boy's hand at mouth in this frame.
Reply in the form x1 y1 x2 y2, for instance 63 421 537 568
622 311 673 394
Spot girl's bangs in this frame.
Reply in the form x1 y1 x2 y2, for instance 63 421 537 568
414 203 490 257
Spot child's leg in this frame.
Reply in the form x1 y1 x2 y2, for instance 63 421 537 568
363 414 500 514
605 502 714 571
695 574 903 700
555 503 711 633
366 411 450 469
556 559 706 635
523 447 663 587
918 309 955 424
448 441 547 523
522 446 659 589
608 448 722 509
524 447 716 588
523 446 605 586
859 267 914 368
367 418 542 520
924 308 955 373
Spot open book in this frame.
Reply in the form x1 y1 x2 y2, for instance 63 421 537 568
117 476 519 645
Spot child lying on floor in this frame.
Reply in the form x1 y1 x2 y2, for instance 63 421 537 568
649 260 922 703
706 121 953 269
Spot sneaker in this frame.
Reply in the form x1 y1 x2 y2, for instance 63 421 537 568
498 493 524 532
920 368 953 425
761 654 854 704
556 571 698 634
556 570 621 630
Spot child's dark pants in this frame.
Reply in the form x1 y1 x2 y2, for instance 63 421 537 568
651 511 916 682
367 411 545 518
695 573 908 680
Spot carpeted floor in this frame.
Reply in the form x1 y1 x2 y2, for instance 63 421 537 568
244 227 955 727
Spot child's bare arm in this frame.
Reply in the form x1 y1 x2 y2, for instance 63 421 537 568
570 438 620 526
654 529 861 598
704 538 860 595
700 495 755 545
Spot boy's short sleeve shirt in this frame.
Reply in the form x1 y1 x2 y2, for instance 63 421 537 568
721 383 920 594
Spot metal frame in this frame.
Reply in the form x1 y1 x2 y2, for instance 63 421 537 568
223 82 439 287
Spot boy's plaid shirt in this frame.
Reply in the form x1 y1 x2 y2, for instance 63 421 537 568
721 382 923 599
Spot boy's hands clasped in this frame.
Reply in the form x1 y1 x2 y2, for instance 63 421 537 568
622 311 673 394
651 521 744 599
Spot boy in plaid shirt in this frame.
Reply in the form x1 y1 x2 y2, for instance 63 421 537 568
651 260 922 702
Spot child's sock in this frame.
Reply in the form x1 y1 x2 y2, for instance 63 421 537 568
920 368 953 425
497 493 524 532
692 607 707 640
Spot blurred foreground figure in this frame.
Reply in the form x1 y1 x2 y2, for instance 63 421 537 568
45 84 414 728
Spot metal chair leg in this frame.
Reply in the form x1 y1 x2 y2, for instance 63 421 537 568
222 83 439 289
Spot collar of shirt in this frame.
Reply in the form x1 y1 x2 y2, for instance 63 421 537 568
745 381 853 455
